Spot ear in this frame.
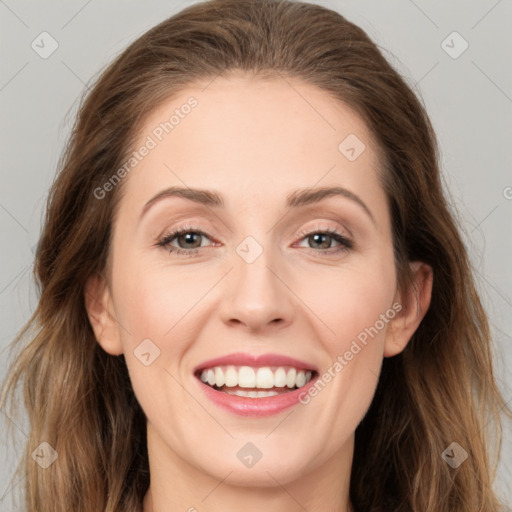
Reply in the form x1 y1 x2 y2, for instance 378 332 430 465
384 261 433 358
84 273 124 356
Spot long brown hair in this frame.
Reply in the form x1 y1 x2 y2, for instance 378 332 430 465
1 0 510 510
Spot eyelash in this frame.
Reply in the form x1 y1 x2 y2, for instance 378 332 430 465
156 224 353 257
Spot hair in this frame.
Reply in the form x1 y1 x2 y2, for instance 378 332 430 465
1 0 510 510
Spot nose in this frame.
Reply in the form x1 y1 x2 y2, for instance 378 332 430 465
218 248 296 333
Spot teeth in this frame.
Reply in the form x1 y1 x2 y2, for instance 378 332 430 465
255 367 274 388
199 365 314 389
224 366 238 387
224 389 280 398
296 371 306 388
239 366 256 387
286 368 297 388
214 367 225 387
274 367 287 387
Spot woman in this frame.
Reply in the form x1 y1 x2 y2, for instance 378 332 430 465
1 0 510 510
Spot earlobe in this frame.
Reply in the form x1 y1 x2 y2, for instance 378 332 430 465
384 262 433 358
84 273 124 356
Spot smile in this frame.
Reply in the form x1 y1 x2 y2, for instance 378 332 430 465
197 365 315 397
193 352 319 416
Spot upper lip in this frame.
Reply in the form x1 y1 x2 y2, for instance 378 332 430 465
194 352 318 373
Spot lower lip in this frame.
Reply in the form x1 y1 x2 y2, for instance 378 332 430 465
196 375 318 417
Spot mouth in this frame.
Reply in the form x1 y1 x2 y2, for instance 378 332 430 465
193 352 319 416
194 365 317 398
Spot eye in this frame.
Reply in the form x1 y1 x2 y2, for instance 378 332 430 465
156 225 213 257
295 227 353 254
155 225 353 257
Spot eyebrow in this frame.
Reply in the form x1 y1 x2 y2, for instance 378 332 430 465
140 185 375 224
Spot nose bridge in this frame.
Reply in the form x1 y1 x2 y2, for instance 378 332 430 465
219 233 295 331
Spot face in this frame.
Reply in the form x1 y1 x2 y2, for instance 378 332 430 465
87 73 420 489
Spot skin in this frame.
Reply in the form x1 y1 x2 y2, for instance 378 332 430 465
85 73 433 512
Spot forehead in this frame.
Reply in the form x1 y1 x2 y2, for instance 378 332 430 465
121 74 385 214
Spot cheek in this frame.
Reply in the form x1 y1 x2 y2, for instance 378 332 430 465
304 256 396 353
301 261 395 418
108 254 191 389
109 261 195 427
297 264 395 434
112 253 200 341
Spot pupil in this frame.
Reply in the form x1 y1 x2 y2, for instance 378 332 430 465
180 232 200 248
311 233 330 249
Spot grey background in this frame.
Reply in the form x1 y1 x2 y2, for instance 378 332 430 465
0 0 511 509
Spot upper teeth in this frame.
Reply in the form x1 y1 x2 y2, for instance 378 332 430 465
199 365 313 389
